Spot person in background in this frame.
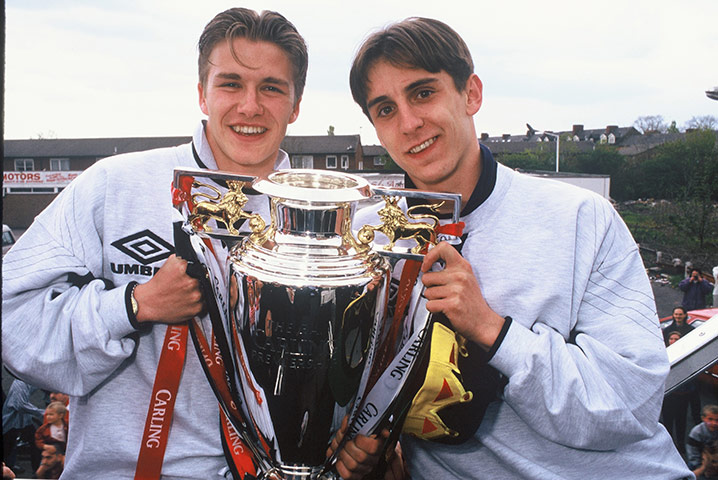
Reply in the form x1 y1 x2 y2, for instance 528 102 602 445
2 379 44 474
349 16 691 479
688 405 718 471
661 330 696 453
663 306 694 344
34 441 65 480
693 440 718 480
35 402 68 452
680 268 714 310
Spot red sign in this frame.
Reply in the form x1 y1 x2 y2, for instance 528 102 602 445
3 171 81 188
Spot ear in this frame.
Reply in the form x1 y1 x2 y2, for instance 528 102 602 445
198 82 208 116
464 74 483 115
288 96 302 124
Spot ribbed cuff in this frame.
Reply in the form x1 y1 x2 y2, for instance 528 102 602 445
486 316 512 361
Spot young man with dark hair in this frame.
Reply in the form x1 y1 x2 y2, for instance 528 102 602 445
3 8 380 479
350 17 691 479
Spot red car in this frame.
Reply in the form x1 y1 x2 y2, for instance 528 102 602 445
660 307 718 330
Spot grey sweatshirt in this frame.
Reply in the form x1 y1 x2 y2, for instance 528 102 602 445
2 122 289 479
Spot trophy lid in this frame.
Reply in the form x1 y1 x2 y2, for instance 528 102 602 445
253 169 372 203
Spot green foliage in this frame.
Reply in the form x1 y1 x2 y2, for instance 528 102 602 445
498 148 554 171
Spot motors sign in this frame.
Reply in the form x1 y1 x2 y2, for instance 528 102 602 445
3 171 81 188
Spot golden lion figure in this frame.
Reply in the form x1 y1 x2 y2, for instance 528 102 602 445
357 196 442 254
188 180 265 235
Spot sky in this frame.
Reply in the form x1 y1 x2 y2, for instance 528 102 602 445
4 0 718 146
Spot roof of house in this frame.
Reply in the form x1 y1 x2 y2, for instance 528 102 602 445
4 136 191 158
362 145 388 156
280 135 361 154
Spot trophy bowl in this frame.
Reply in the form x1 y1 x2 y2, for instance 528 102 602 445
171 168 463 480
228 170 392 479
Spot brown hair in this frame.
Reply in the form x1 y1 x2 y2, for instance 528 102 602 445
198 8 308 104
350 17 474 119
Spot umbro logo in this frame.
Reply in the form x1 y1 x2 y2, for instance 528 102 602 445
111 230 174 265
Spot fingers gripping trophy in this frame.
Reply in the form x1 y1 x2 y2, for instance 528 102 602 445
171 167 465 480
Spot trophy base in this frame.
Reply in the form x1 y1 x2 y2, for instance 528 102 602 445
261 465 339 480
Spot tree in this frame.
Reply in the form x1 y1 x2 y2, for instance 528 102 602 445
633 115 668 134
667 120 680 133
685 115 718 131
327 125 335 136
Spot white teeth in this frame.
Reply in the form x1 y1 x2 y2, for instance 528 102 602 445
232 125 267 135
409 137 436 154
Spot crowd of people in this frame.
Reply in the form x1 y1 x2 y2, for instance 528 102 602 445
1 5 716 480
2 380 69 479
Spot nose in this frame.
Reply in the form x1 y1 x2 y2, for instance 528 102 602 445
398 105 424 134
237 89 263 117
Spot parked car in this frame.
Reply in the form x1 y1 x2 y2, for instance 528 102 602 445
661 308 718 387
2 224 16 256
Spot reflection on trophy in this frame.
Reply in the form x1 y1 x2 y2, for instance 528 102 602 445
171 168 462 479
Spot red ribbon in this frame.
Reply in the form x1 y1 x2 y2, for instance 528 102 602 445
134 325 188 480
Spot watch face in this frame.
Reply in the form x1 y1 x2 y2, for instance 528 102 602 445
131 288 139 315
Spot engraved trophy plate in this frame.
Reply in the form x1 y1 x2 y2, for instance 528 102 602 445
171 168 461 479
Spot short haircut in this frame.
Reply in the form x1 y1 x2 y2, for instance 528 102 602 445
350 17 474 119
197 8 308 104
702 404 718 417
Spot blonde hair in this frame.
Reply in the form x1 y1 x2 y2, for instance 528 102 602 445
46 401 67 418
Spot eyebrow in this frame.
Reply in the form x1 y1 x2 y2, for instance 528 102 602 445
215 72 291 89
366 77 439 111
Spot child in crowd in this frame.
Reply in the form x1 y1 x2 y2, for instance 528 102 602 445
34 402 68 451
688 405 718 470
693 440 718 480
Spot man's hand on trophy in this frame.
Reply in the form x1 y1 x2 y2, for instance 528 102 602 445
133 254 205 324
326 416 401 480
420 242 505 352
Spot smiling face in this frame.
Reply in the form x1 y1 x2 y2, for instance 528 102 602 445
672 307 687 325
199 37 300 176
365 60 483 201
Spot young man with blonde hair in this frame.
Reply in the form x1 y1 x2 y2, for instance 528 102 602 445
3 8 380 479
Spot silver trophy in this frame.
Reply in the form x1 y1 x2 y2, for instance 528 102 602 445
171 168 461 480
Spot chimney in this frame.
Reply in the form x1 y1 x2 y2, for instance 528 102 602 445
605 125 618 134
572 124 584 136
480 133 489 141
502 133 511 142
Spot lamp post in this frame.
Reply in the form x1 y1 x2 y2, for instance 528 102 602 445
542 131 560 172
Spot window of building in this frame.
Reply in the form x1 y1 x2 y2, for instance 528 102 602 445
14 159 34 171
599 134 608 144
291 155 313 169
50 158 71 171
341 155 349 169
326 155 337 169
607 133 616 144
373 156 386 166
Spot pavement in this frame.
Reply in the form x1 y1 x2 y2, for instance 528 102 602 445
652 280 685 319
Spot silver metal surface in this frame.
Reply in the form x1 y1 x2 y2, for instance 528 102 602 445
665 314 718 394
